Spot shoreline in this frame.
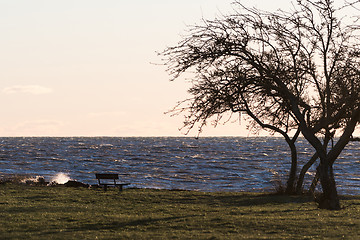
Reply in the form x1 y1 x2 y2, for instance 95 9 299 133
1 175 359 199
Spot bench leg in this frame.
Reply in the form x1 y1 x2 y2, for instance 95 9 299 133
118 185 123 192
104 185 107 191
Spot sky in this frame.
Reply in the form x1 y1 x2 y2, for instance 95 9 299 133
0 0 296 137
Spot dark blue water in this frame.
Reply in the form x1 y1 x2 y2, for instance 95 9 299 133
0 137 358 195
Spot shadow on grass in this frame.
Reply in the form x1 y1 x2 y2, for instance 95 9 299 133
5 205 79 214
56 215 198 233
212 194 313 207
167 192 314 208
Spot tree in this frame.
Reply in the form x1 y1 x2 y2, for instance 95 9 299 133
162 0 360 210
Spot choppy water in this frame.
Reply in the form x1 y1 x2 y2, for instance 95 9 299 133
0 137 358 195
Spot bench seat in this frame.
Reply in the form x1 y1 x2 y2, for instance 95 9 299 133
95 173 130 192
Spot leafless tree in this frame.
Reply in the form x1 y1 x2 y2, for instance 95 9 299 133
162 0 360 209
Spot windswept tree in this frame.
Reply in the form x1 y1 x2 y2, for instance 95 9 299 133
162 0 360 210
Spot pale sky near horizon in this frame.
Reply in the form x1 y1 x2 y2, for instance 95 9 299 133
0 0 307 137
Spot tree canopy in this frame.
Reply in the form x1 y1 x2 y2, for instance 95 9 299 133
162 0 360 210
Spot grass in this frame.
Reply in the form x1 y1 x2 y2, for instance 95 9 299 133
0 183 359 239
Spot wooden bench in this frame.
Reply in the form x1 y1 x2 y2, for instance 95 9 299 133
95 173 130 192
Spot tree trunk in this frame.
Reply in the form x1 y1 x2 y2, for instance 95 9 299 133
317 162 340 210
308 168 319 195
241 101 301 195
285 140 297 194
296 152 318 194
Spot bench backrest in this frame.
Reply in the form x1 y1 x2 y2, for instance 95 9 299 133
95 173 119 180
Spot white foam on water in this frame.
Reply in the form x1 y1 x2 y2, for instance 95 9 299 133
51 173 71 184
21 175 45 183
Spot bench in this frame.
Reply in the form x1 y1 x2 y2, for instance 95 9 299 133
95 173 130 192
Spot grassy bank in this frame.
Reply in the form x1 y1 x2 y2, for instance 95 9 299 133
0 183 359 239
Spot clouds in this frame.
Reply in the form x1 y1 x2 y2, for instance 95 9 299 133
2 85 53 95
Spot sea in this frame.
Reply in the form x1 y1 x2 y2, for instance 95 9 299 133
0 137 359 195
